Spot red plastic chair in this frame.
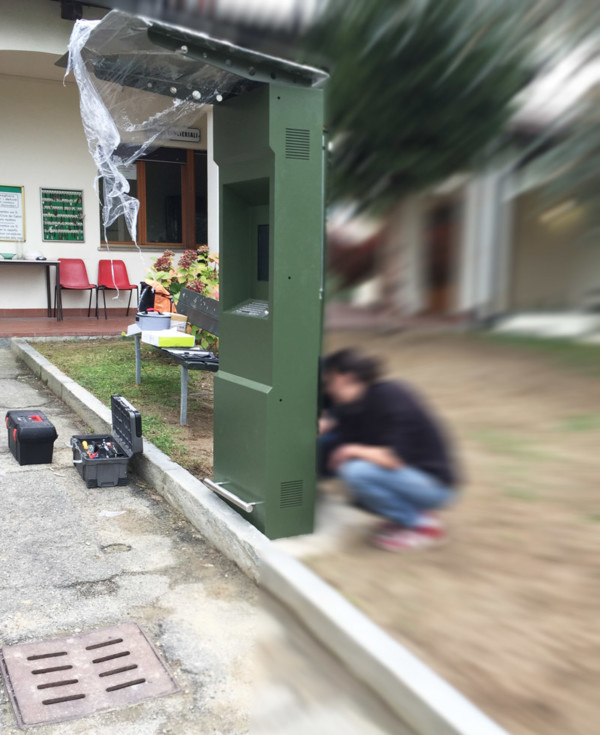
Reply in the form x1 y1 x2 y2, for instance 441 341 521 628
97 260 139 319
56 259 98 319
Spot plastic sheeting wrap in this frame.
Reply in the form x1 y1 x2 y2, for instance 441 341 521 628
66 10 326 245
66 11 255 244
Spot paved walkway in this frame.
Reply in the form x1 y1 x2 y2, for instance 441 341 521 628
251 595 410 735
0 340 255 733
0 340 406 734
0 315 131 339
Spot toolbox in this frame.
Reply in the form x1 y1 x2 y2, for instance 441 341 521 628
5 410 58 465
70 395 143 488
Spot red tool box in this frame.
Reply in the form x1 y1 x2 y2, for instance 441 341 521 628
5 410 58 465
70 395 143 488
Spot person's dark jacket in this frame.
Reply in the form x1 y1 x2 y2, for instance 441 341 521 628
333 380 458 487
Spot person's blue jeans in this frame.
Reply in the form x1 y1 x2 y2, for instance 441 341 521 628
337 459 453 528
317 431 342 477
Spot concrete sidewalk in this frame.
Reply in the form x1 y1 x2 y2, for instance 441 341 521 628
0 340 416 735
0 340 256 733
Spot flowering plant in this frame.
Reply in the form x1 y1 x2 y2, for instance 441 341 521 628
146 246 219 302
146 245 219 351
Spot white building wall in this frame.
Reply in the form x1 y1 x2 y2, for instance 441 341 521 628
567 237 600 308
510 193 595 311
0 0 216 313
0 74 109 312
0 0 102 56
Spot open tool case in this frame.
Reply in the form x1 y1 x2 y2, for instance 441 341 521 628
71 395 143 488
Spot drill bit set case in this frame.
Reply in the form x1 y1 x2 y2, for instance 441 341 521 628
71 395 143 488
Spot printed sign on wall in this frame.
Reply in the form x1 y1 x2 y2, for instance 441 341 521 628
0 185 25 242
41 188 84 242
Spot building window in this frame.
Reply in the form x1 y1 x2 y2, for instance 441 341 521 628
100 147 208 248
101 165 138 244
145 161 182 243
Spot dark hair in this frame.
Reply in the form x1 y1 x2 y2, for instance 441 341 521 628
323 349 381 384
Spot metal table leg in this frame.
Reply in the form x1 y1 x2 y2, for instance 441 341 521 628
54 263 63 321
45 264 51 318
135 333 141 385
180 365 189 425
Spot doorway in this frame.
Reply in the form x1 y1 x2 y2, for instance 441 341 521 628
424 201 458 314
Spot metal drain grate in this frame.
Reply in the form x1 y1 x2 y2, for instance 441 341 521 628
0 622 179 728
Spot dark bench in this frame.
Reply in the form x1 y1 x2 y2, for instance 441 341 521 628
133 288 219 425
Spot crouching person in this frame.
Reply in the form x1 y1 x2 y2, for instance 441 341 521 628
319 349 459 551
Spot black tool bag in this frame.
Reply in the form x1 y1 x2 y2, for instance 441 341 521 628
138 283 176 313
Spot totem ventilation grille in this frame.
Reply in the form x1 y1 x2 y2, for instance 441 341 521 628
280 480 304 508
0 622 179 728
285 128 310 160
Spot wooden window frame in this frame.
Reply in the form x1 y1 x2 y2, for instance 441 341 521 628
101 149 203 250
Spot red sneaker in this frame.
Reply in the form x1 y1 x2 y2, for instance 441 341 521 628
373 524 446 551
415 512 442 531
372 520 404 539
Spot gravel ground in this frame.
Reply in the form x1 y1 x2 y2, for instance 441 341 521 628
306 330 600 735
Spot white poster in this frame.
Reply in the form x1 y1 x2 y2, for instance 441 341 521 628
0 186 25 241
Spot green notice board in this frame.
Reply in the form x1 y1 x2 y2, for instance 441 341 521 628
0 185 25 242
41 188 84 242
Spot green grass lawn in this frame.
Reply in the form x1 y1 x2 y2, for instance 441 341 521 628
35 338 214 472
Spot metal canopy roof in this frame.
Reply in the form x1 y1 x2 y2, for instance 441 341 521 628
60 10 327 106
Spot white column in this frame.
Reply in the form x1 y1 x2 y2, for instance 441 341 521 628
378 196 426 316
476 172 500 319
402 196 426 314
455 170 512 320
491 173 515 315
206 106 219 254
379 201 405 318
456 179 481 314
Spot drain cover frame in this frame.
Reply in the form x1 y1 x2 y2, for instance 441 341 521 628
0 622 179 729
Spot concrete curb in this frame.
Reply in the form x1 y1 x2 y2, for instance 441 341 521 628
11 338 511 735
12 339 269 583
